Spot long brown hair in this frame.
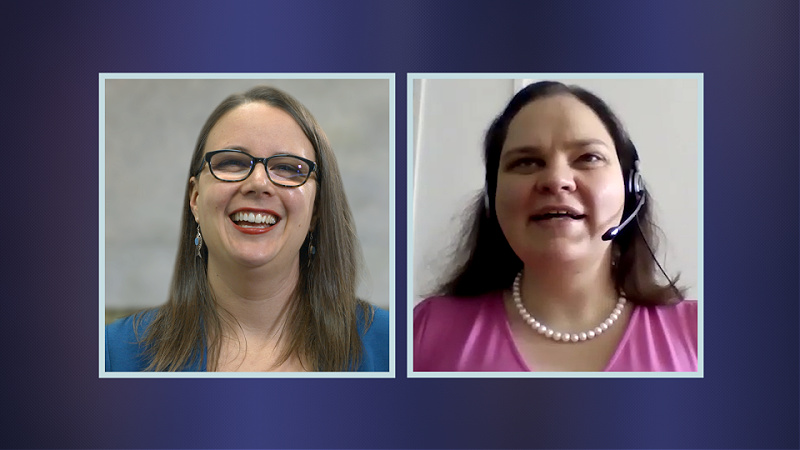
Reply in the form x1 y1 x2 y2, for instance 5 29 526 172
135 85 373 371
436 81 685 306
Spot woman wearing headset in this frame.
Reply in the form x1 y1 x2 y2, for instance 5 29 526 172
413 81 697 372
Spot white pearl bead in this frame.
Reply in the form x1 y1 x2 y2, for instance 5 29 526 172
526 317 535 325
604 318 613 326
609 313 619 320
601 323 609 330
580 332 587 340
562 333 571 341
545 329 554 337
571 334 580 342
595 327 603 334
537 325 547 334
613 308 622 316
587 331 595 339
553 332 561 340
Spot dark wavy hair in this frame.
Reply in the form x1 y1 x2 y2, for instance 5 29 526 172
135 85 373 371
436 81 684 306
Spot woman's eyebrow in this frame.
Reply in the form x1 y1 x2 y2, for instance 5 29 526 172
219 145 249 151
568 138 610 148
501 145 541 159
216 146 311 160
504 139 608 154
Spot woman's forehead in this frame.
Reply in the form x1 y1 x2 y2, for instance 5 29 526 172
504 94 613 149
206 102 316 160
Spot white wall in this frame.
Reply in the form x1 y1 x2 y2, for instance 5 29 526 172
412 77 700 304
104 78 391 310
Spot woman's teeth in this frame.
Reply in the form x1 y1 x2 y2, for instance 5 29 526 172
231 212 277 226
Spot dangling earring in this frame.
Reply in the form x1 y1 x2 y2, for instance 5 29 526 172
307 231 316 259
611 244 621 269
195 225 203 259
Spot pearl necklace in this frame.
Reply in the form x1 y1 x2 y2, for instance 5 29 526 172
512 271 626 343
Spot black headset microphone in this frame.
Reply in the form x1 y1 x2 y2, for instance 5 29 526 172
601 194 644 240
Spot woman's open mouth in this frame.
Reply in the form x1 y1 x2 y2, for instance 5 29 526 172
530 211 586 221
229 210 280 234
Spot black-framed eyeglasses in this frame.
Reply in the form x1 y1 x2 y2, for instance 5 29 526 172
196 149 317 187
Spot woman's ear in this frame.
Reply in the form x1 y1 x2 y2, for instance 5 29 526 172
189 177 200 223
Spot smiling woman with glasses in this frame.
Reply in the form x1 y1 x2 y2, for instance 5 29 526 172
105 85 389 372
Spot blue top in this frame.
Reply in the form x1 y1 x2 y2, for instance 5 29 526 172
106 306 390 372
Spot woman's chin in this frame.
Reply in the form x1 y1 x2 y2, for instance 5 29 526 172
211 249 282 270
237 252 284 268
524 243 592 265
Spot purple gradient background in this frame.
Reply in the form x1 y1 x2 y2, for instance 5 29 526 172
2 0 798 448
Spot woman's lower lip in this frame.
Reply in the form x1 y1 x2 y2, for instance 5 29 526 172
531 217 582 228
231 221 276 234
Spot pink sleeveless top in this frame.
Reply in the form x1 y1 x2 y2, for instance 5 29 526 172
413 292 698 372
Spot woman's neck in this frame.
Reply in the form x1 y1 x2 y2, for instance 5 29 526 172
518 254 619 332
206 256 300 339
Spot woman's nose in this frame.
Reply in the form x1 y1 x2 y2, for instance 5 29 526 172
241 162 276 194
535 162 576 193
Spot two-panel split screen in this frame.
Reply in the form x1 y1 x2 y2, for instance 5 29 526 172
100 73 702 378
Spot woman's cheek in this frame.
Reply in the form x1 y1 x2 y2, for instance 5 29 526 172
495 179 529 236
497 178 529 211
591 180 626 227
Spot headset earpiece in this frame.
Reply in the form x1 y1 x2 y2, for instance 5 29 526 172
626 149 645 205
